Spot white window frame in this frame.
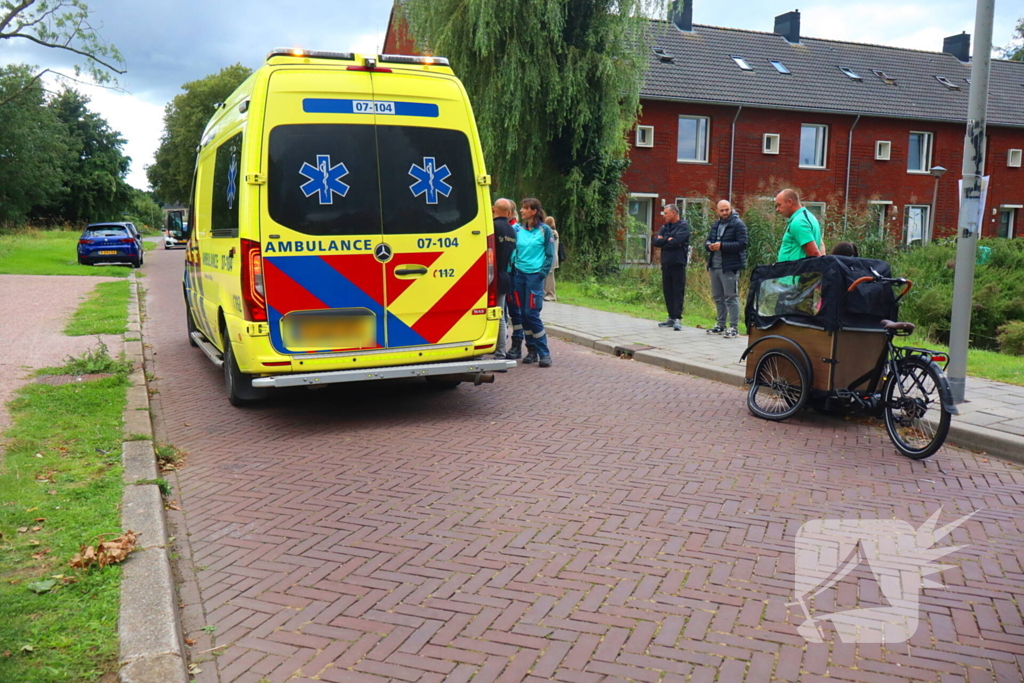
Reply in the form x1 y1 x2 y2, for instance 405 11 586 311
763 133 780 155
868 200 893 237
875 140 891 161
635 125 654 148
804 202 827 224
626 193 658 264
676 197 710 217
908 131 934 174
677 115 710 164
1009 149 1023 168
799 124 828 169
904 204 931 245
996 207 1017 239
731 56 753 71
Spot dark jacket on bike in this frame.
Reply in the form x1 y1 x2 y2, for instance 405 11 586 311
705 211 748 272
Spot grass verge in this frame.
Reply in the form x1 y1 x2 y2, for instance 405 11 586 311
558 275 1024 387
65 281 131 336
0 346 131 682
0 230 131 277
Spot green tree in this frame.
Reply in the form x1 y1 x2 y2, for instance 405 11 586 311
0 0 125 107
125 189 164 231
1003 17 1023 61
0 64 72 225
33 87 133 223
404 0 660 272
147 64 252 204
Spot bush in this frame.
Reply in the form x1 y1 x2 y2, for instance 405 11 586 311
997 321 1024 356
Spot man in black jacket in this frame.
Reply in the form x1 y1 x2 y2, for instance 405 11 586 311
653 203 690 331
492 198 517 360
705 200 748 339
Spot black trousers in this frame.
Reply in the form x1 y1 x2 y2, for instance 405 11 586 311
661 263 687 320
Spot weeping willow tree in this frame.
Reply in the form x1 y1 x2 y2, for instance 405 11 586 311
404 0 663 274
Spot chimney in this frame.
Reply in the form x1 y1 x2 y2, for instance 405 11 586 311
669 0 693 32
774 10 800 44
943 32 971 63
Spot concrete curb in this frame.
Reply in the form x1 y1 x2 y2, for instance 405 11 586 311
546 322 1024 465
118 273 189 683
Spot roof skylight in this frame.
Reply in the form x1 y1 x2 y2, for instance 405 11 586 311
652 47 675 63
769 60 791 74
935 75 960 90
839 66 863 81
731 56 753 71
872 69 896 85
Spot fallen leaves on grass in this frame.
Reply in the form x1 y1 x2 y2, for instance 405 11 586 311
27 579 56 594
70 530 137 570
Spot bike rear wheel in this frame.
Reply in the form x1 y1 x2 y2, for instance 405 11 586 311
747 348 809 421
883 357 951 459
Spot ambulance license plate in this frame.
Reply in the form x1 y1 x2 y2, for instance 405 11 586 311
284 311 375 350
98 250 118 255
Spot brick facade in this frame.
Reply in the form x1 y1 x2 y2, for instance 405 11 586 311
625 101 1024 247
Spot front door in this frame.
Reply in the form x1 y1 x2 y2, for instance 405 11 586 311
626 197 653 264
998 209 1016 239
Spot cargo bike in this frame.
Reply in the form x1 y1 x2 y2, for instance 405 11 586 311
740 256 957 459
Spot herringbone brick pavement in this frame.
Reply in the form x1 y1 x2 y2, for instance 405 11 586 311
144 249 1024 683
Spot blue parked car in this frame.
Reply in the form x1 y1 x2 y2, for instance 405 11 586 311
78 222 143 268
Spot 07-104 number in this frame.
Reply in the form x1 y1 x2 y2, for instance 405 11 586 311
416 237 459 249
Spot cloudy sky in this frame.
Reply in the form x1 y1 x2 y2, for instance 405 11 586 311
1 0 1019 190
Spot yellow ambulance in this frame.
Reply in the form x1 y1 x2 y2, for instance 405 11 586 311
170 49 512 405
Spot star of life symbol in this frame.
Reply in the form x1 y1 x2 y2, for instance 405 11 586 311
299 155 350 205
790 507 978 644
408 156 452 205
226 154 238 210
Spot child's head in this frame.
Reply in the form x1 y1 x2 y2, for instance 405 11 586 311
831 241 859 257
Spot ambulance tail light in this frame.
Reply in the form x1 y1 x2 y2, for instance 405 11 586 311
241 238 267 322
486 233 497 308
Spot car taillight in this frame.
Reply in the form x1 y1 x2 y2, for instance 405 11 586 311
241 238 267 322
78 239 91 245
486 233 497 308
120 238 135 244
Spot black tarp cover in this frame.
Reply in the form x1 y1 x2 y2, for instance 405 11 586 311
745 256 899 332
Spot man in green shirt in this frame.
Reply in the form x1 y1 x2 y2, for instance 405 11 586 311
775 189 824 262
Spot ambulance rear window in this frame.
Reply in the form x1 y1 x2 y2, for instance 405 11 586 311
267 124 381 236
377 125 478 235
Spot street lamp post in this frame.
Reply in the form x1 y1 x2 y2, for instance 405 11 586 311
928 165 947 242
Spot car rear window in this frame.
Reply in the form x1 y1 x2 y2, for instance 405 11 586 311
267 124 381 237
84 227 129 237
377 125 478 235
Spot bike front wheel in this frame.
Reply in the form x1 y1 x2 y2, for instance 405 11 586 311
883 357 951 459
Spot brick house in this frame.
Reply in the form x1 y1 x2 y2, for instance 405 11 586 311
383 2 1024 262
626 6 1024 261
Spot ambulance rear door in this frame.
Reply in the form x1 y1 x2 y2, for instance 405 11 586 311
260 67 387 355
369 72 490 349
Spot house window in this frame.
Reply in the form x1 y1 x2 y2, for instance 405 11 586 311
1009 149 1023 168
626 194 656 264
677 116 710 163
839 66 863 81
868 200 892 237
904 205 931 245
908 132 933 173
763 133 780 155
997 207 1018 238
676 197 710 223
799 124 828 168
732 56 753 71
769 60 791 74
804 202 827 223
875 140 891 161
636 125 654 148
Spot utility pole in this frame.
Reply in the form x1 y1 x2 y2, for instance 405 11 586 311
948 0 995 404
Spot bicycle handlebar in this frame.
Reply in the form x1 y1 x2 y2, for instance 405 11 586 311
847 275 913 297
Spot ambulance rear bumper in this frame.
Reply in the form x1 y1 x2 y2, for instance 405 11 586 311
250 358 516 388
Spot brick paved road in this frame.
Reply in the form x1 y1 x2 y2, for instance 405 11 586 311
144 248 1024 683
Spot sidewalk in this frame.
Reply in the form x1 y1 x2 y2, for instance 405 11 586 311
543 301 1024 464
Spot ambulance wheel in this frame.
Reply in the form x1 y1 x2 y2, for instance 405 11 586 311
186 305 199 347
425 376 462 390
223 332 269 406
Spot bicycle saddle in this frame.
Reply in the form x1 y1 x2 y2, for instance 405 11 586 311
881 319 916 332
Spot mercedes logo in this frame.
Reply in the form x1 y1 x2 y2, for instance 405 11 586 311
374 242 393 263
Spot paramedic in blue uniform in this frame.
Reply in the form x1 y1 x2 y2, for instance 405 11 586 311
511 198 555 367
